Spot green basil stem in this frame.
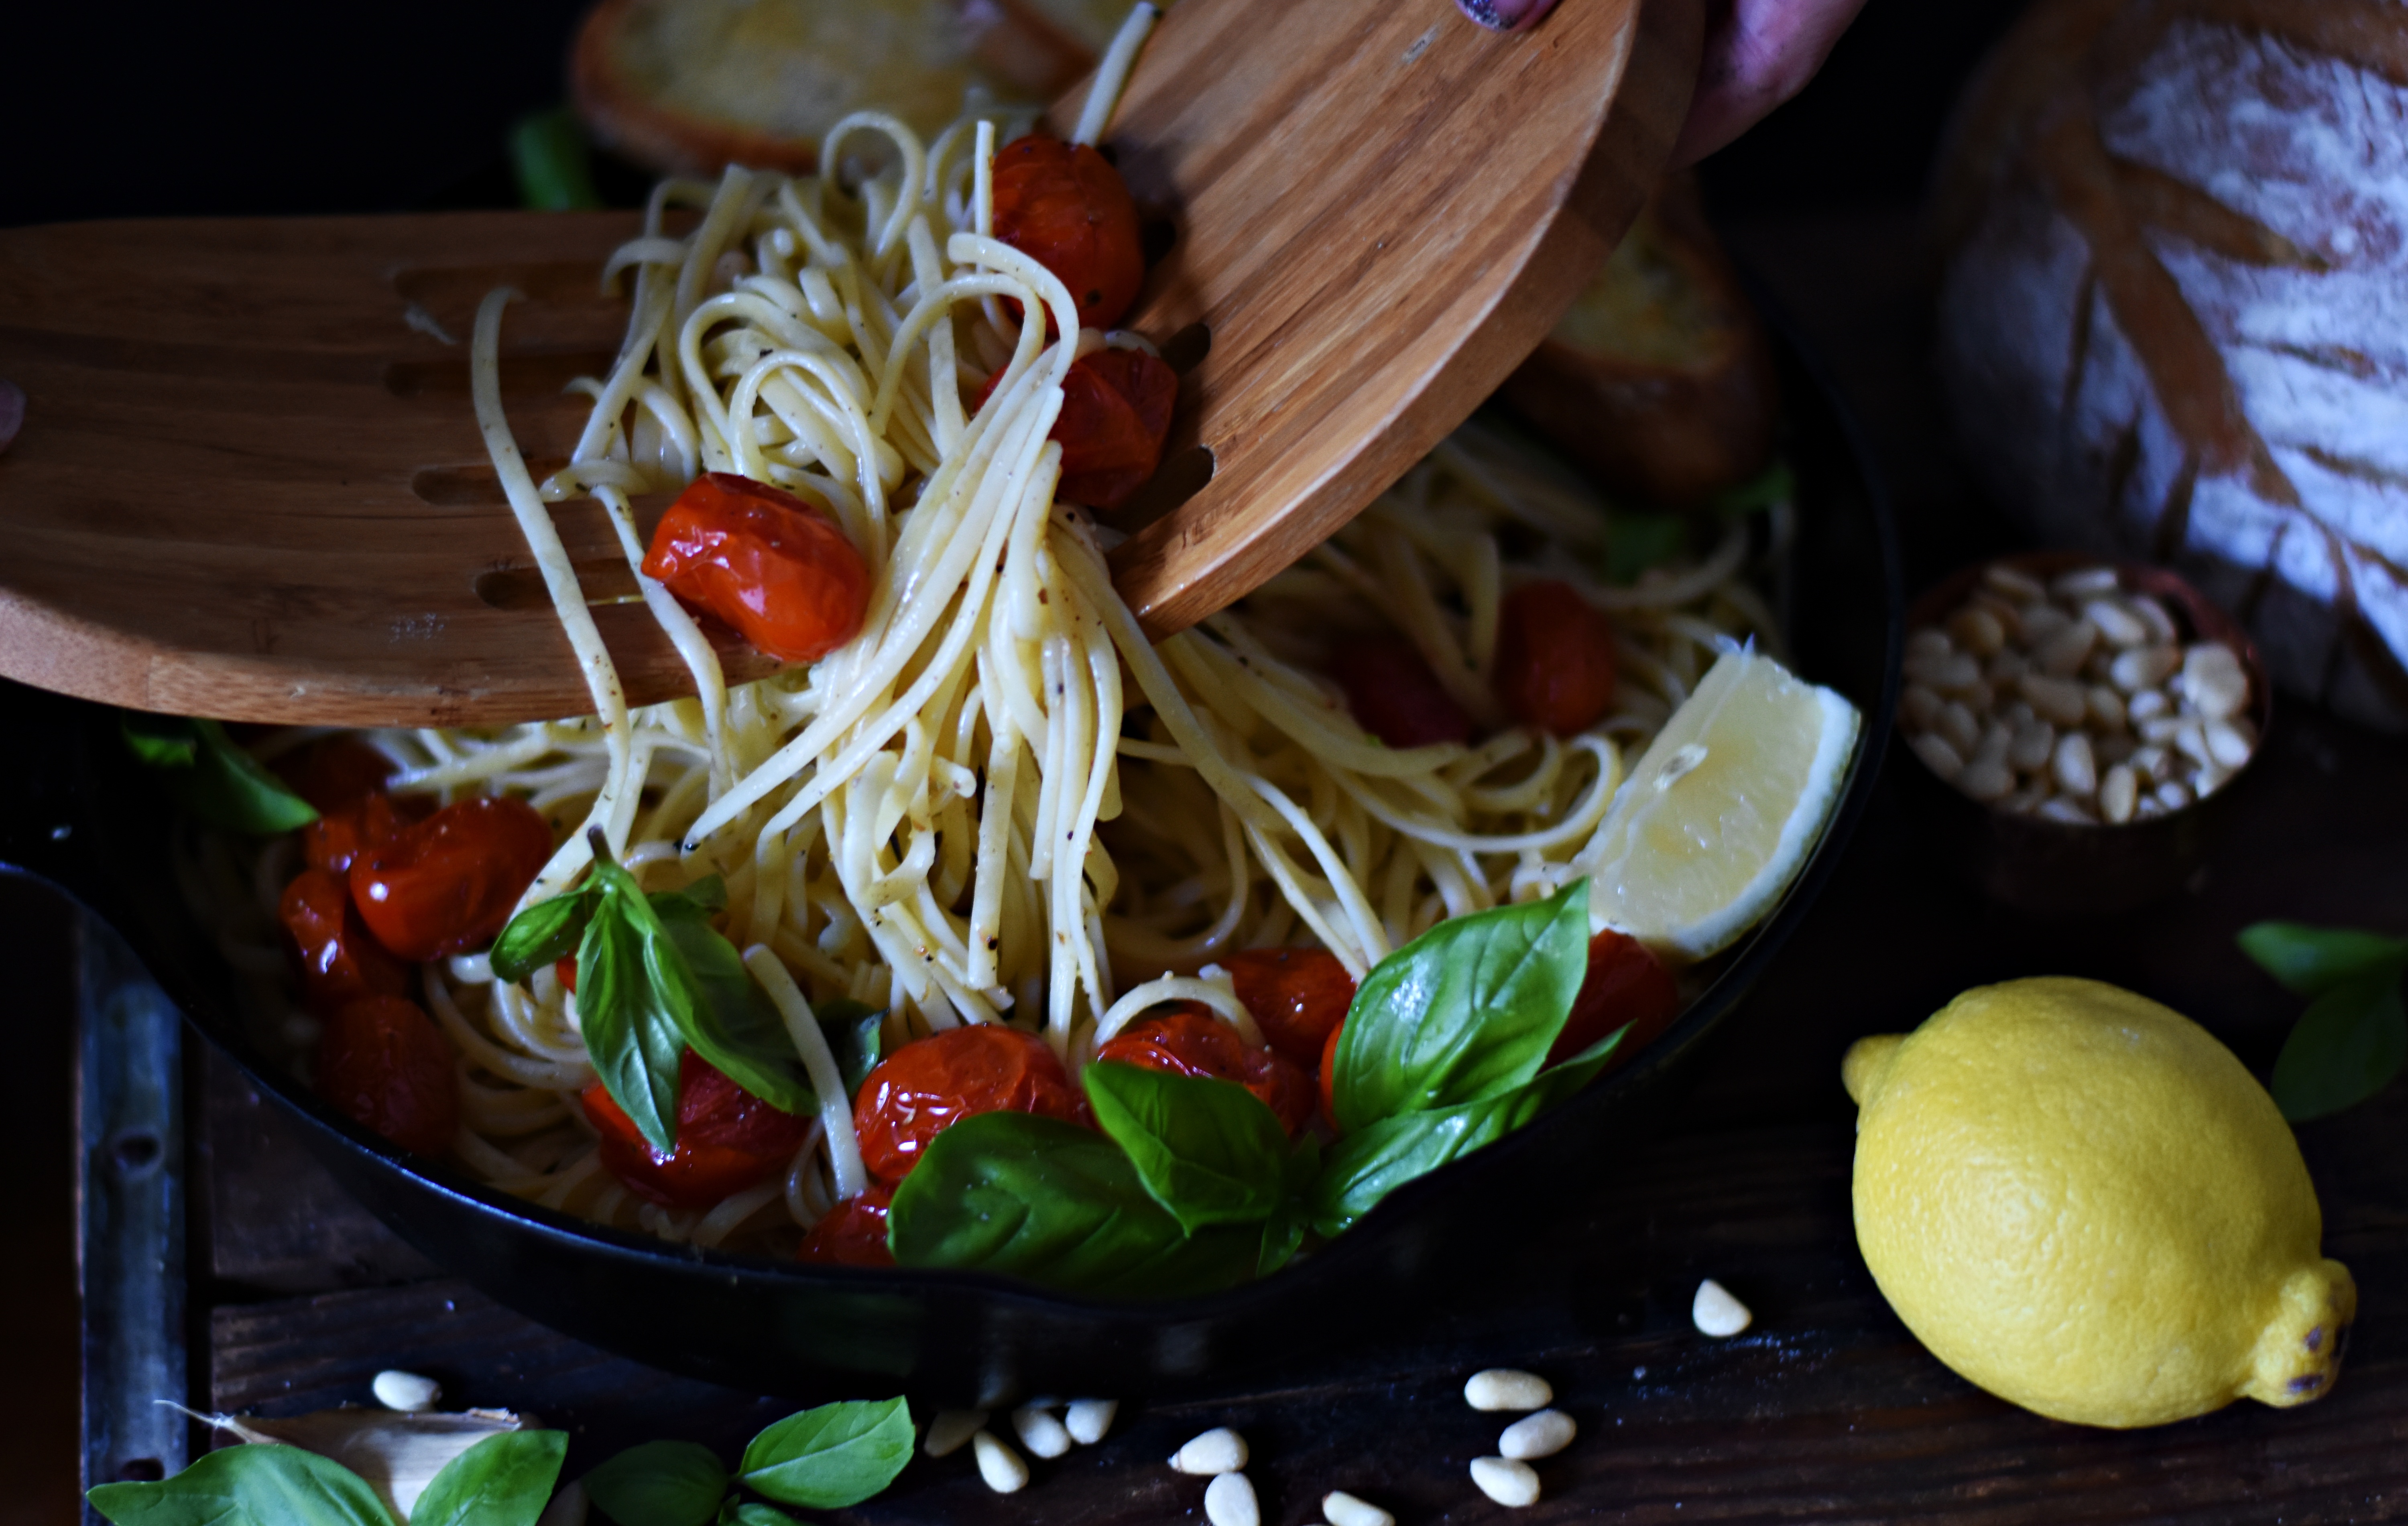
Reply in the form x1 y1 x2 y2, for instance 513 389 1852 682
511 107 602 212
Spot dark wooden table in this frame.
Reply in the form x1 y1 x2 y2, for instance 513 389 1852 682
79 210 2408 1524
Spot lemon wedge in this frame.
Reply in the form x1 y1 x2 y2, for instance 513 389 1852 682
1574 648 1858 961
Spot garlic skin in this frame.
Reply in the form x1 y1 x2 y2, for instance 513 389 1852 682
189 1406 530 1522
1454 0 1559 31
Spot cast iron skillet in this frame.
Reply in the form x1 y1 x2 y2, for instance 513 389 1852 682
0 319 1898 1406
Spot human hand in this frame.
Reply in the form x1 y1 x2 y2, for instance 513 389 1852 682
1455 0 1869 166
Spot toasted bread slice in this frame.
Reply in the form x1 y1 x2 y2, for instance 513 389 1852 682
1501 172 1778 506
573 0 1134 178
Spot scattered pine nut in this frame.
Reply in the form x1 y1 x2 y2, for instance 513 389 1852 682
1011 1403 1073 1459
1498 1409 1577 1460
1171 1427 1249 1475
924 1409 987 1457
371 1370 441 1413
1692 1277 1753 1337
1322 1491 1395 1526
972 1430 1029 1493
1464 1369 1553 1411
1910 732 1965 782
1204 1471 1261 1526
1470 1456 1542 1508
1064 1398 1118 1445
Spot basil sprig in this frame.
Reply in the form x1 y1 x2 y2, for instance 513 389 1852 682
121 713 320 834
490 833 813 1152
1085 1060 1290 1233
584 1400 914 1526
585 1441 728 1526
2239 920 2408 1121
87 1426 567 1526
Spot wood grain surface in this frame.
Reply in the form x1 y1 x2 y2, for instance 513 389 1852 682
0 0 1693 726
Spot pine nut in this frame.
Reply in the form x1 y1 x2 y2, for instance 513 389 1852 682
1499 1410 1578 1460
1998 789 2042 815
2037 796 2097 825
1902 684 1943 731
2052 732 2097 797
1012 1404 1073 1459
372 1370 441 1413
2203 719 2251 768
1470 1457 1542 1508
2018 603 2072 645
1205 1472 1260 1526
2138 714 2185 744
2083 598 2148 646
1692 1277 1754 1337
2110 645 2180 693
2018 674 2089 727
2000 698 2036 729
2180 643 2249 720
2086 685 2126 733
1958 760 2013 801
2095 731 2136 765
2006 721 2055 772
1935 701 1981 756
2173 719 2213 766
1948 605 2006 656
1906 628 1952 665
1985 649 2030 685
2131 595 2178 644
974 1431 1029 1493
1985 563 2047 601
1962 679 1995 714
2136 795 2165 819
1064 1398 1118 1445
2035 619 2099 677
2127 686 2170 722
2156 779 2193 811
925 1410 987 1457
2099 764 2138 824
2051 566 2121 600
1465 1369 1553 1412
1171 1428 1249 1475
1909 733 1964 782
2128 744 2168 782
1323 1491 1395 1526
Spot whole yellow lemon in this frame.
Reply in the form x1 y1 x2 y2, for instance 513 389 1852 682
1843 977 2355 1428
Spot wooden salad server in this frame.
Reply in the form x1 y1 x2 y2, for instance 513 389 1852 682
0 0 1697 726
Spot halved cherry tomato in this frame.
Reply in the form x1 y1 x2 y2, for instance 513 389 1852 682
1548 929 1680 1067
554 956 578 994
315 994 459 1158
350 795 554 962
990 134 1144 332
1495 578 1619 735
1096 1005 1316 1136
1328 638 1473 748
976 348 1178 511
854 1024 1088 1184
303 791 430 876
582 1051 812 1209
272 736 398 815
1226 947 1355 1069
641 473 872 665
280 868 411 1016
797 1185 896 1267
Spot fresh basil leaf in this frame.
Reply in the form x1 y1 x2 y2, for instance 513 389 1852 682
657 874 728 917
87 1442 399 1526
1084 1061 1287 1233
720 1505 799 1526
1332 879 1591 1132
411 1430 569 1526
583 1441 728 1526
491 886 602 986
580 883 689 1153
120 713 199 769
737 1398 913 1509
1710 457 1796 518
889 1111 1260 1297
124 714 321 834
2239 922 2408 998
1314 1027 1623 1237
511 106 603 213
1257 1133 1321 1278
653 893 816 1117
816 999 885 1099
2271 976 2407 1122
1604 512 1689 587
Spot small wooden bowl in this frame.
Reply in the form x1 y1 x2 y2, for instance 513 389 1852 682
1897 551 2274 917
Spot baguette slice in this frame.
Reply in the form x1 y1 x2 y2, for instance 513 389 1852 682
1500 172 1779 507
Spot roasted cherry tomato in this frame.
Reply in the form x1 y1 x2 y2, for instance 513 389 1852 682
854 1024 1088 1183
315 995 459 1157
280 868 411 1016
990 134 1144 331
1548 929 1680 1067
554 956 578 994
303 791 429 876
976 347 1178 511
1226 947 1355 1069
1328 638 1473 748
272 735 398 815
582 1051 813 1209
1096 1005 1316 1136
1495 578 1619 734
350 794 554 962
797 1185 896 1267
641 473 872 665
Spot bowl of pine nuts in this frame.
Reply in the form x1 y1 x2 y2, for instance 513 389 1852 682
1896 552 2271 914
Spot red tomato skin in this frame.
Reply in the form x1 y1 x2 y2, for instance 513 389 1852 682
972 348 1179 511
641 473 872 665
315 995 459 1158
1328 639 1474 748
990 136 1144 331
797 1185 897 1267
350 795 554 962
1225 947 1356 1069
854 1024 1088 1184
1096 1006 1317 1136
1495 579 1619 735
273 736 398 815
553 956 578 995
280 868 411 1016
1548 929 1680 1067
582 1052 813 1209
303 791 431 876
